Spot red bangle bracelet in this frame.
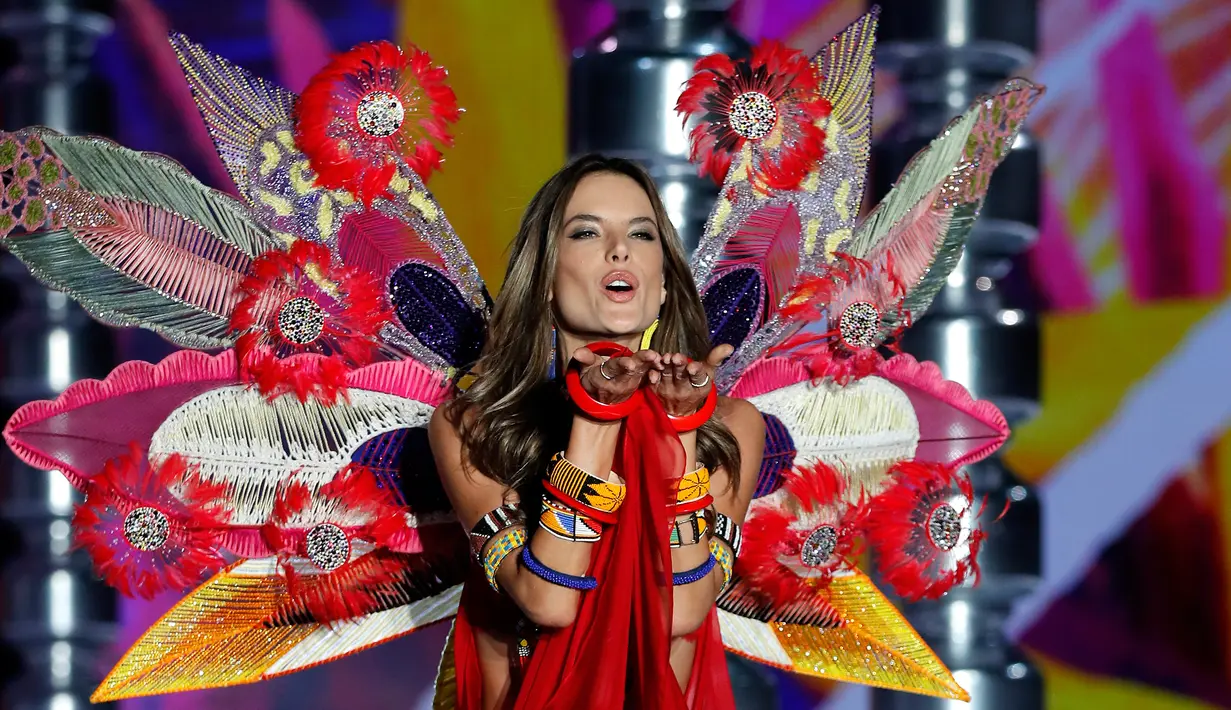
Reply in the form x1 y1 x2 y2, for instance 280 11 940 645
565 342 642 421
667 382 718 432
668 493 714 516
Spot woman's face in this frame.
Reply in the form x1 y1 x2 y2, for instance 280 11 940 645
551 171 666 340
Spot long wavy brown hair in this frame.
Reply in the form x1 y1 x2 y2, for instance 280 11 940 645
445 154 741 493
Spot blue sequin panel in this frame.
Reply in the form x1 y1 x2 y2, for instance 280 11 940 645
754 413 796 498
701 267 763 351
389 262 486 368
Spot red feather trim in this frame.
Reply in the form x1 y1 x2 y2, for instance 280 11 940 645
675 40 830 187
261 464 412 623
295 40 460 204
230 240 391 403
72 443 228 599
278 549 409 625
770 251 911 384
737 461 866 609
863 461 987 601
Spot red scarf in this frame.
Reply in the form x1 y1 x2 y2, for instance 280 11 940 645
451 397 734 709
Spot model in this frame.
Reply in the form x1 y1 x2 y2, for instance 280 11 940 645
0 8 1039 708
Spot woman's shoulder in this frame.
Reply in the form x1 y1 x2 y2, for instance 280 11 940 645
717 395 764 440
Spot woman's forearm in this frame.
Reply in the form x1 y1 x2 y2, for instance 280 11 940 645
496 415 622 627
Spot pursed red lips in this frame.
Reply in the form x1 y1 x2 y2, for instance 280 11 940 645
601 270 639 303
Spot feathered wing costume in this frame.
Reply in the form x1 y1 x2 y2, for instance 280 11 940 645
0 8 1039 705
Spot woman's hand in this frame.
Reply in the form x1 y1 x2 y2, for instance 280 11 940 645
649 345 732 417
571 347 662 405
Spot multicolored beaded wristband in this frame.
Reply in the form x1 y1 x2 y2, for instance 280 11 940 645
712 512 743 557
469 504 525 561
672 551 717 586
483 526 527 593
520 544 597 590
710 537 734 593
545 453 625 523
673 465 710 505
539 497 603 543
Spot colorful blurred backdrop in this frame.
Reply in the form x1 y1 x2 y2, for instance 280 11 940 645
29 0 1231 707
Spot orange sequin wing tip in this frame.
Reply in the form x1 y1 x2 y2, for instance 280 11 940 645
717 568 969 701
90 558 463 703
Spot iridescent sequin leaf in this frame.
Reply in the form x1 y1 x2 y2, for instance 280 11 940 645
6 187 254 349
170 33 298 199
846 80 1044 329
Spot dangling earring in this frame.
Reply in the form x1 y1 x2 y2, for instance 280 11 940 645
639 318 659 352
547 325 559 380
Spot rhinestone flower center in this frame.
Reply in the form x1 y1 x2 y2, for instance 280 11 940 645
306 523 351 571
800 524 838 566
728 91 778 140
927 504 963 551
838 301 880 349
276 297 326 345
123 506 170 552
356 91 405 138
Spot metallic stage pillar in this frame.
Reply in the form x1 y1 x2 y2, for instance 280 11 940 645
0 0 116 707
568 2 779 707
870 0 1043 708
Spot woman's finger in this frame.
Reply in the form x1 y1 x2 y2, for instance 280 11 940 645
706 344 734 368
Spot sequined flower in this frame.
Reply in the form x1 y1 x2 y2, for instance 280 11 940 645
295 40 461 205
738 461 866 609
676 40 831 189
71 444 229 599
230 240 391 403
260 464 411 624
863 461 988 601
772 253 909 384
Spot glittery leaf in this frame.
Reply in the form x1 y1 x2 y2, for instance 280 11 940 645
847 80 1043 328
702 267 762 350
719 568 966 701
92 557 464 702
32 187 250 347
389 262 486 368
3 228 238 348
812 7 877 202
40 131 279 258
169 33 298 199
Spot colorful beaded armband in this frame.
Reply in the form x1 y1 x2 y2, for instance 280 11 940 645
539 497 603 543
712 512 742 557
545 453 626 522
710 537 734 593
674 465 710 505
483 526 527 593
469 504 526 561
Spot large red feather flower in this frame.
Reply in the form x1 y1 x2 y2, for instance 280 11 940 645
863 461 988 601
676 40 831 189
260 464 411 624
72 444 228 599
772 252 910 384
230 240 391 403
738 460 867 611
295 40 461 205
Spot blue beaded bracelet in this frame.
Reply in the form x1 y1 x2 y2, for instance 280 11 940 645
672 553 717 586
520 545 598 590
